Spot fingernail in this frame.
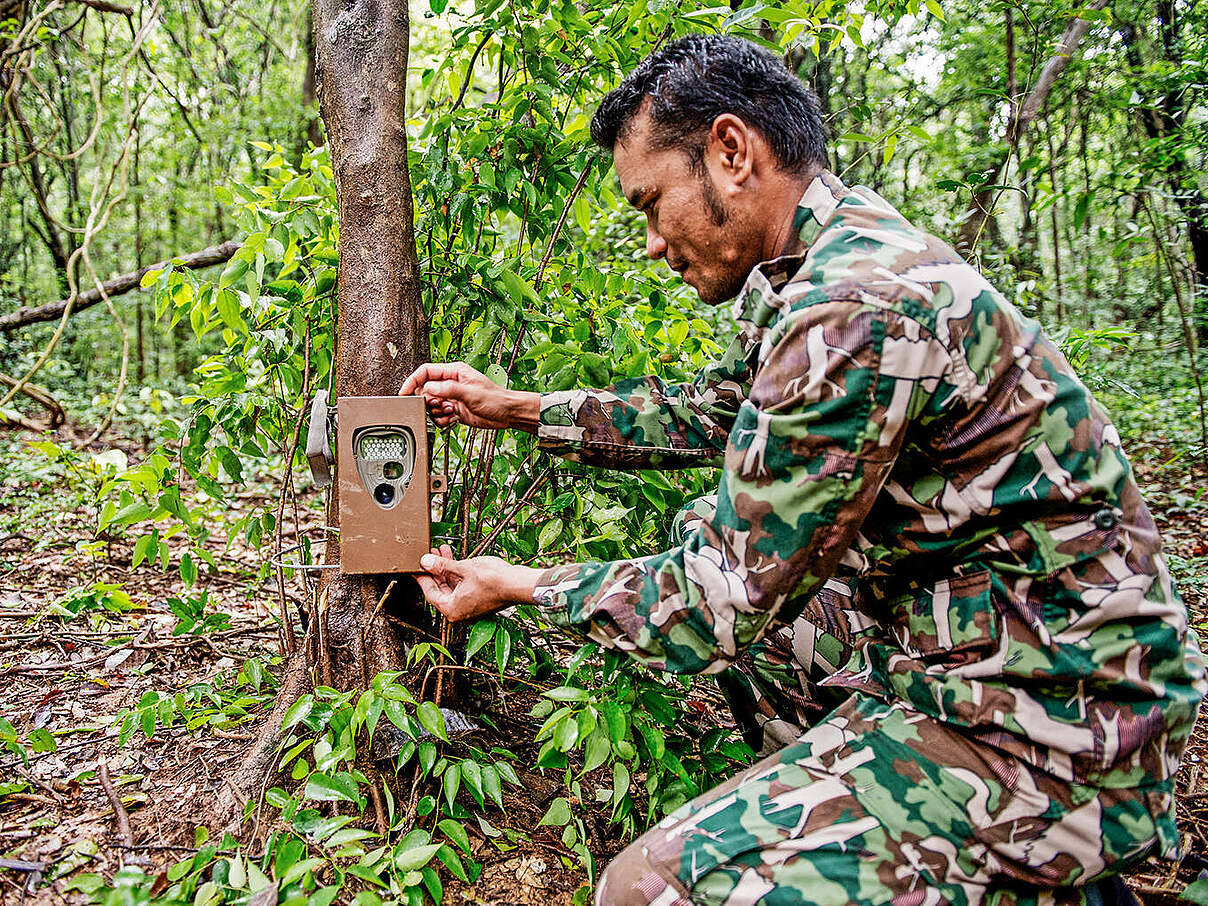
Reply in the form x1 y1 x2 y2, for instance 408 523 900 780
420 554 435 568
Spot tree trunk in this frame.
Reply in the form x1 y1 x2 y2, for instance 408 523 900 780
200 0 440 837
1119 14 1208 337
298 5 324 160
309 0 430 690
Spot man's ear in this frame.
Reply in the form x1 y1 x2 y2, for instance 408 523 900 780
709 114 754 187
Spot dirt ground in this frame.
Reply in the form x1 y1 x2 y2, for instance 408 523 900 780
2 434 1208 905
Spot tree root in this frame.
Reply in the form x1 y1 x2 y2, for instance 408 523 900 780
137 574 425 845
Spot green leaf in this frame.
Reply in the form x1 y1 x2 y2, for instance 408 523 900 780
460 759 483 804
494 628 512 674
180 552 197 587
216 288 246 333
280 856 326 887
544 686 588 702
28 728 56 753
537 797 572 828
442 762 461 809
265 279 304 303
464 621 495 662
437 818 471 854
395 843 442 873
583 729 610 773
538 519 562 550
219 257 250 289
1181 879 1208 905
436 844 469 883
482 764 502 808
132 532 157 569
498 267 538 306
485 364 508 387
284 696 314 730
305 771 363 806
417 702 448 742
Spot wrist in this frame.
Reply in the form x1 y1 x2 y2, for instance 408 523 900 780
501 563 542 605
505 390 541 433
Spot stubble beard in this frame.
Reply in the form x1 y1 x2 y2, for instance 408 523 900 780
694 173 749 306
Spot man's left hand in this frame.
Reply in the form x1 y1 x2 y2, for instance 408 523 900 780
417 544 542 621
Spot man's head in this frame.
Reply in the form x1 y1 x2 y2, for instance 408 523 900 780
592 35 828 304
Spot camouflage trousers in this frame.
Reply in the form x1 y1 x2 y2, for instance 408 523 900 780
592 498 1171 906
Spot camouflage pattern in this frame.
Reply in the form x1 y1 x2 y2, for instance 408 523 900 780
673 494 874 754
598 693 1170 906
531 172 1206 900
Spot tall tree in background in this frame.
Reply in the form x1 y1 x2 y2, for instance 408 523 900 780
1121 1 1208 340
954 0 1109 258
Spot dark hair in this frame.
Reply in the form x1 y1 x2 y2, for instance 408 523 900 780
591 34 827 174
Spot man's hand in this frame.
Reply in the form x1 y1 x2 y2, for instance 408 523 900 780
400 362 540 432
416 544 542 622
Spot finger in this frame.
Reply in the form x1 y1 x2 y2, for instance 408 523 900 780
415 573 452 608
401 359 471 396
420 553 460 576
421 380 474 404
432 604 473 623
399 363 438 396
438 544 455 558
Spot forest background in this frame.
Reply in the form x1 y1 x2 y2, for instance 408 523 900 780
2 0 1207 904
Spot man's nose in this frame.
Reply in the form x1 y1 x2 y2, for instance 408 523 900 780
646 224 666 260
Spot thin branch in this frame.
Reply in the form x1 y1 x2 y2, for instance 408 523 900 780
0 371 65 430
97 761 133 845
0 240 240 332
448 31 492 114
956 0 1110 256
66 0 134 14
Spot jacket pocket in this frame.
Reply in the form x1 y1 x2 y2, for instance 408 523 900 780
888 569 1000 666
1018 505 1123 576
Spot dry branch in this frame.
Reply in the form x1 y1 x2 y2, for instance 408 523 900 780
0 370 64 431
97 761 133 845
0 240 240 333
955 0 1110 256
66 0 135 15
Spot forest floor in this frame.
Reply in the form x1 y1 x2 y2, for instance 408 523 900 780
2 429 1208 905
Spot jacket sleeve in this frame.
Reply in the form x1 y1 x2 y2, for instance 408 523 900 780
535 334 755 470
532 302 948 674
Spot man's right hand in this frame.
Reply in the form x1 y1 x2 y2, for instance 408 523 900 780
400 362 540 432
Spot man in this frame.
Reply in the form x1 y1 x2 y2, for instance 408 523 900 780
402 34 1205 906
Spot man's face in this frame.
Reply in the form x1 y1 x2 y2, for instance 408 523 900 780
613 110 762 306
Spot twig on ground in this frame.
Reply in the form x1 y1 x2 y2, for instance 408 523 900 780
97 760 133 845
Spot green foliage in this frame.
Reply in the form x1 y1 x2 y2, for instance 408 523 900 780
48 582 137 621
167 590 233 637
9 0 1208 902
113 659 278 745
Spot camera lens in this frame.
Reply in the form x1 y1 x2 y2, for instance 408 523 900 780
373 483 395 506
383 461 404 480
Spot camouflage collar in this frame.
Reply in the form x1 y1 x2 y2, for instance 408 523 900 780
731 171 850 327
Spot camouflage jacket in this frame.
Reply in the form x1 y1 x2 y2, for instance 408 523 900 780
532 172 1204 794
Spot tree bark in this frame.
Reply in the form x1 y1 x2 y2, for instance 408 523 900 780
955 0 1109 258
309 0 429 688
